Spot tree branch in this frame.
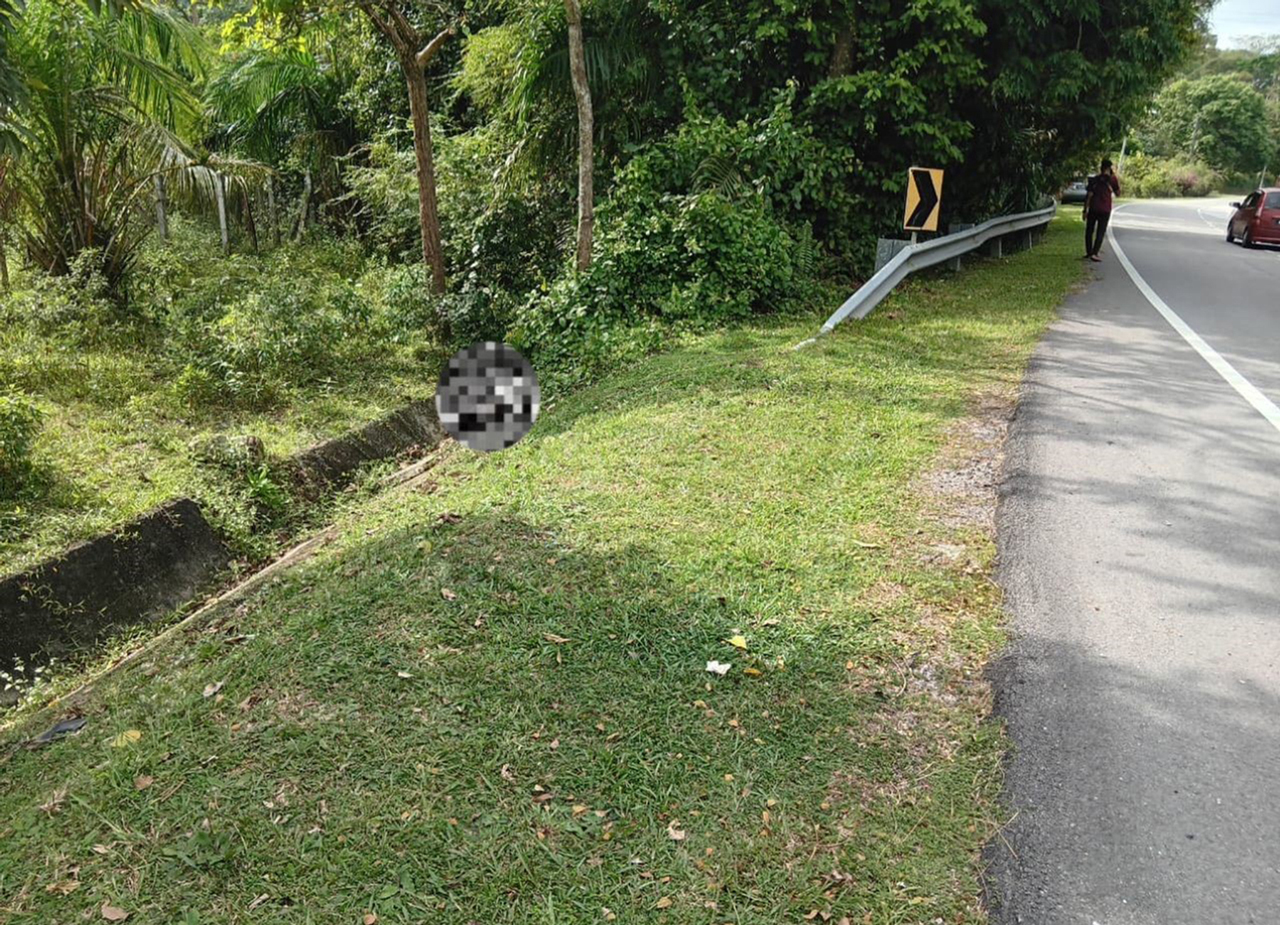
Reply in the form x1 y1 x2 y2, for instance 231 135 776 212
416 25 456 69
356 1 404 55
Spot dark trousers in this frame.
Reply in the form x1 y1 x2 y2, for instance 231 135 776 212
1085 210 1110 256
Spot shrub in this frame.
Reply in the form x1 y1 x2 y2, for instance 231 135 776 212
346 131 567 297
0 251 117 344
173 276 368 409
507 104 823 389
511 187 816 389
1124 153 1222 198
0 391 42 498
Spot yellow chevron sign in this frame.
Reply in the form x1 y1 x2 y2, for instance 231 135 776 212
903 166 944 232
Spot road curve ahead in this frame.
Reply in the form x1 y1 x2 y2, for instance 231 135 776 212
986 198 1280 925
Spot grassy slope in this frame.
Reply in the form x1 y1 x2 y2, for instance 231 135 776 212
0 321 432 576
0 217 1084 925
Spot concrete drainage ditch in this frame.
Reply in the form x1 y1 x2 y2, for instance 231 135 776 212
0 399 445 686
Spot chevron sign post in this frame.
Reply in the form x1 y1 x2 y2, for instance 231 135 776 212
903 166 944 234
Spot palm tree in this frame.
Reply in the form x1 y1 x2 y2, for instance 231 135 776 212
204 37 360 245
1 0 213 293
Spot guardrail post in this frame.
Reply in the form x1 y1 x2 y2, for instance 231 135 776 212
983 235 1003 258
946 223 974 270
874 238 911 273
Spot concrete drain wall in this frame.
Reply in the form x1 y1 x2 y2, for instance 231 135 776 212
1 400 444 673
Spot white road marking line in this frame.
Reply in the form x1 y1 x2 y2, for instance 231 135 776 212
1107 211 1280 436
1196 208 1228 231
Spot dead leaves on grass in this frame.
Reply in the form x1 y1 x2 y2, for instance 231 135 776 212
38 786 68 815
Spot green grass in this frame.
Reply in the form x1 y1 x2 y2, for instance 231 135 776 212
0 216 1085 924
0 334 430 573
0 229 436 575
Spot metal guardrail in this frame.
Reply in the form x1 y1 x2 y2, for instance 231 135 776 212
797 200 1057 346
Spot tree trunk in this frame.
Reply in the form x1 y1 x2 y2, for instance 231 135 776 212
354 4 450 305
294 169 312 242
564 0 595 271
214 173 229 256
267 179 280 247
402 61 447 295
243 190 259 253
153 174 169 242
0 232 9 292
829 26 854 77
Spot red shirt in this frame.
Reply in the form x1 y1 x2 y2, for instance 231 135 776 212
1087 173 1120 214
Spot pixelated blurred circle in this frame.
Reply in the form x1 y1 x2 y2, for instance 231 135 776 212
435 342 541 452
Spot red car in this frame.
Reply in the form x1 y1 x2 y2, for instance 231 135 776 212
1226 188 1280 247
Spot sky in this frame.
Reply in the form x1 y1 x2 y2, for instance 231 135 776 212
1209 0 1280 49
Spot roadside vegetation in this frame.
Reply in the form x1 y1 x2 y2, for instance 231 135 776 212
1126 38 1280 197
0 0 1203 574
1 217 1085 924
0 216 438 572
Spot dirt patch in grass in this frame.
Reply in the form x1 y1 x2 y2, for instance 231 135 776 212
919 391 1018 531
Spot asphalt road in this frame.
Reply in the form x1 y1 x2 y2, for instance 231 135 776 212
985 198 1280 925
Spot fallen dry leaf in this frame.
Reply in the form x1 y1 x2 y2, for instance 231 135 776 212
133 776 154 791
742 667 763 677
572 804 589 817
726 635 748 651
655 897 673 909
441 588 457 601
202 681 224 699
45 880 80 895
109 730 142 748
101 903 129 921
666 820 686 841
396 670 413 679
363 914 379 925
38 787 68 815
543 633 571 644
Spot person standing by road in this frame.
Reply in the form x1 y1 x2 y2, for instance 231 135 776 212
1083 158 1120 262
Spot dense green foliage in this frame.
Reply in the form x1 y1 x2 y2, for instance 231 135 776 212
1130 41 1279 194
1144 75 1272 175
1121 151 1221 198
